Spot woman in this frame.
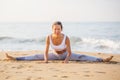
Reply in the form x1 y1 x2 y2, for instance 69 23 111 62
6 21 113 63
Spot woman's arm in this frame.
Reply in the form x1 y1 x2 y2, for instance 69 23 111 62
64 36 71 63
44 35 50 63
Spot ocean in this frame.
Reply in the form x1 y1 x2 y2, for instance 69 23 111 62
0 22 120 54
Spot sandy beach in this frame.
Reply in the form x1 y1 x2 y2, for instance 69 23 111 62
0 50 120 80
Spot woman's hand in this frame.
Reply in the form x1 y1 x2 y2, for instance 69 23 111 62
63 59 69 63
44 60 48 63
63 56 70 63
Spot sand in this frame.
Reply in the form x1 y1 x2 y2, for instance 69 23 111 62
0 50 120 80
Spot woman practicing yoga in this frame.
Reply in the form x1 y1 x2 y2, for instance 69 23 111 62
6 21 113 63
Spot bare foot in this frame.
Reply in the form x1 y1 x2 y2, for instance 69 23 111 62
5 53 16 60
103 56 113 62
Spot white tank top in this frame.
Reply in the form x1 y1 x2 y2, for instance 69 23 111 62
49 34 67 51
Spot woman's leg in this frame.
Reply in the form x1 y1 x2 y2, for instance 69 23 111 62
6 52 113 62
5 53 16 60
70 53 113 62
102 56 113 62
16 54 45 60
6 53 59 61
47 53 59 60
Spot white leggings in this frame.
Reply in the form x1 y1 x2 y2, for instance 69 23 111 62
16 52 103 62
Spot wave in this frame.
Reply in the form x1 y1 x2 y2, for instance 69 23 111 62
0 36 14 40
0 36 120 50
70 37 120 50
0 36 45 44
80 38 120 49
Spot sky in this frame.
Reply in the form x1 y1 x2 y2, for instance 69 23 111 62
0 0 120 22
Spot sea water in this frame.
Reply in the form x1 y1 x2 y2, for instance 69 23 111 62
0 22 120 54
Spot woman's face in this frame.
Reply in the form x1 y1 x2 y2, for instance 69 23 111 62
52 25 62 35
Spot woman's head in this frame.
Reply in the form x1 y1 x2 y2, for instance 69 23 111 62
52 21 63 35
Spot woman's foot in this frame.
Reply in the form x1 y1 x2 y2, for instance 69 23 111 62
5 53 15 60
103 56 113 62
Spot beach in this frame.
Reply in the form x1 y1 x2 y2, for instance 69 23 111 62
0 50 120 80
0 22 120 80
0 0 120 79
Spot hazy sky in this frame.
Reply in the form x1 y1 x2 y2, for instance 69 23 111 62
0 0 120 22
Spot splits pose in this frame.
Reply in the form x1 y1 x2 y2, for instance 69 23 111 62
6 21 113 63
